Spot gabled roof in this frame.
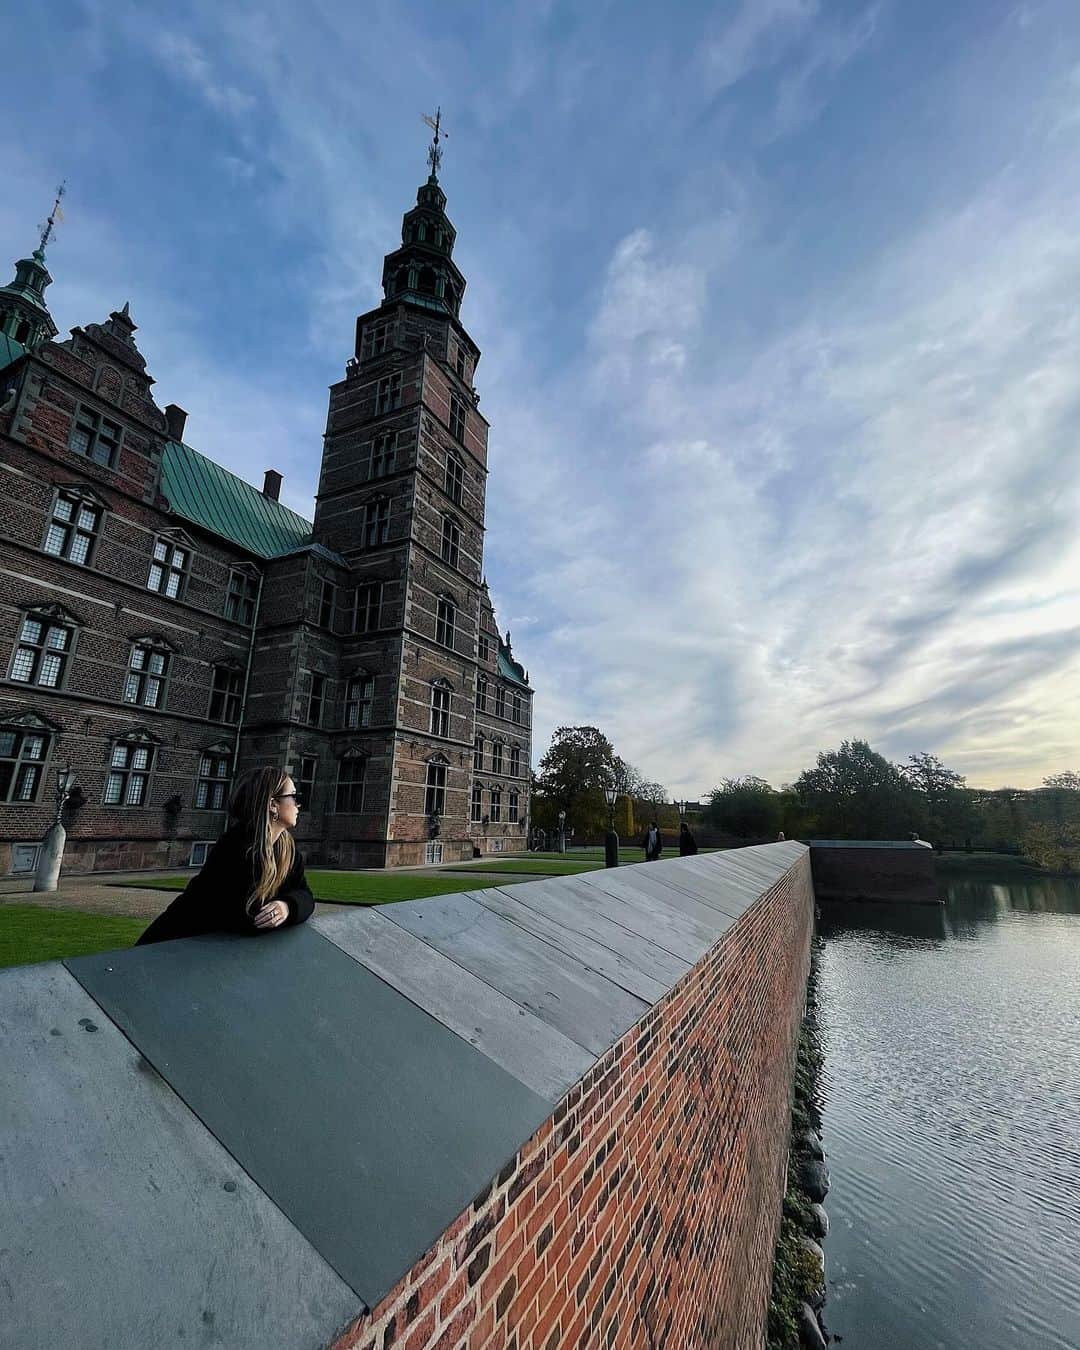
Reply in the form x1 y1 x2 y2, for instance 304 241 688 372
0 332 27 374
160 440 313 560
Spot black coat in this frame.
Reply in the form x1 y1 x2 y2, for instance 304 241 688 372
679 829 698 856
136 826 315 945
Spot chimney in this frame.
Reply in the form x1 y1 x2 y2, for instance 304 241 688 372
262 469 282 501
164 404 187 441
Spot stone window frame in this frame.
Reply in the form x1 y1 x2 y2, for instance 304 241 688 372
363 319 392 358
319 579 336 629
478 633 491 664
194 742 232 811
475 673 487 713
511 692 523 725
490 785 502 823
361 496 391 548
353 581 385 633
0 711 57 805
334 749 367 814
494 684 507 720
297 755 317 812
509 744 522 778
344 671 375 730
103 728 160 808
448 392 466 444
435 594 456 649
471 782 483 823
8 604 81 691
473 733 484 772
208 661 244 724
424 755 448 818
225 567 259 625
491 740 504 775
508 790 519 824
444 450 464 505
69 403 122 468
440 514 461 569
122 634 176 711
374 370 403 416
307 671 328 728
454 344 469 382
430 679 452 738
364 430 398 480
147 532 193 601
41 485 106 567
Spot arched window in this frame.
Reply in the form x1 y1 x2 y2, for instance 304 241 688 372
15 319 30 344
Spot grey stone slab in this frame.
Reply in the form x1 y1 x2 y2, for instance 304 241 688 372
491 879 692 987
382 892 650 1056
66 926 552 1309
582 869 737 950
469 885 670 1004
485 872 707 965
579 861 757 920
0 961 361 1350
314 908 592 1102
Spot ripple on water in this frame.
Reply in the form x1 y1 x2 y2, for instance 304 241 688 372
816 875 1080 1350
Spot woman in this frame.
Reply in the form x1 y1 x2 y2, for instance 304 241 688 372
642 820 663 862
136 766 314 945
678 822 698 856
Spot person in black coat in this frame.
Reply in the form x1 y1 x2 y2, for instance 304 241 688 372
136 766 314 945
679 822 698 856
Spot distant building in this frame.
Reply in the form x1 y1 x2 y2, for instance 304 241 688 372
0 161 531 873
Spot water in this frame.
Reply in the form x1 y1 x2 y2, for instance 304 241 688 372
816 869 1080 1350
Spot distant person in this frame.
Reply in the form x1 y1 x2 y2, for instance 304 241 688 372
679 822 698 856
136 767 314 945
642 821 663 861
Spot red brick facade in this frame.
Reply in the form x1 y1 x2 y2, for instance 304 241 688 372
0 173 532 874
331 854 814 1350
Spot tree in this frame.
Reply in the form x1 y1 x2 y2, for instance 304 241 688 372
533 726 619 836
900 752 972 842
705 776 780 839
1043 771 1080 791
793 740 914 839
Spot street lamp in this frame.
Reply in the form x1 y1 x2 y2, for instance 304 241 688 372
557 809 567 855
604 781 619 869
34 765 77 893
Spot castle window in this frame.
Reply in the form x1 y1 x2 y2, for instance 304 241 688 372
475 674 487 713
494 685 507 719
353 582 384 633
440 515 460 568
123 642 170 709
510 744 521 778
430 682 451 737
491 741 504 775
225 570 258 624
368 432 397 478
490 786 502 823
362 498 390 548
307 673 327 727
147 538 190 600
297 756 317 811
42 491 102 566
69 405 122 468
364 321 391 357
455 345 468 381
319 580 336 629
208 665 243 723
435 597 456 648
104 740 155 807
479 634 490 664
335 755 367 813
444 452 464 504
0 726 50 803
509 790 519 824
9 616 74 689
424 760 446 817
194 752 231 810
471 783 483 823
393 268 410 296
375 371 402 415
418 267 437 296
449 393 466 443
511 692 523 725
473 734 484 772
345 674 375 729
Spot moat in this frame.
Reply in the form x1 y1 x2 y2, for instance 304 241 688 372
817 866 1080 1349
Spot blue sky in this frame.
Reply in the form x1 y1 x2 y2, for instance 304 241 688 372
3 0 1079 792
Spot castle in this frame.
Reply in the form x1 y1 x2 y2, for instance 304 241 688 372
0 151 532 873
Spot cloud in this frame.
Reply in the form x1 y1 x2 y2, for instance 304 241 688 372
701 0 819 94
149 30 256 117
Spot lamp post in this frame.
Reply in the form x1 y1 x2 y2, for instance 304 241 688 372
34 766 76 893
557 809 566 855
604 782 619 868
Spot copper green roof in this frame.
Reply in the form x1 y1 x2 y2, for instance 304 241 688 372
160 440 312 559
498 640 530 689
0 333 28 373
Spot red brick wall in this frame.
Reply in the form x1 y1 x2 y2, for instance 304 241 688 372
331 853 814 1350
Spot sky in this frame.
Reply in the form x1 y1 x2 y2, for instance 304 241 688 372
2 0 1079 794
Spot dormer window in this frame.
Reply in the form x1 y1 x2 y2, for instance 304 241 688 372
69 405 121 468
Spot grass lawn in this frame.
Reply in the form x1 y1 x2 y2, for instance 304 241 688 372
0 906 149 969
447 860 603 876
111 869 532 904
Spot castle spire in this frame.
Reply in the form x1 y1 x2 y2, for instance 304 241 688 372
0 184 63 350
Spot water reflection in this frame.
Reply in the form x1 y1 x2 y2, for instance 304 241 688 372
816 868 1080 1350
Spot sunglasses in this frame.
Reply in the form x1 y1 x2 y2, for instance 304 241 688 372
274 792 302 805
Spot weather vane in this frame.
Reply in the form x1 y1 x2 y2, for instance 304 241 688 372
422 108 446 177
38 181 67 254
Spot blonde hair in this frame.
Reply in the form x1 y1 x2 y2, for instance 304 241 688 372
228 767 297 917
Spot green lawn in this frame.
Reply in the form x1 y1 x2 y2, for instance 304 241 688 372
112 869 533 904
0 906 149 969
447 859 603 876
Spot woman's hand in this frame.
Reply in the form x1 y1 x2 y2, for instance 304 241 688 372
253 900 289 930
